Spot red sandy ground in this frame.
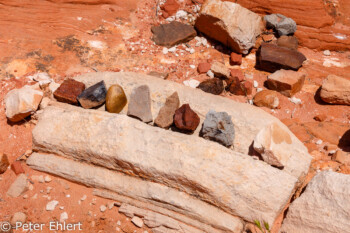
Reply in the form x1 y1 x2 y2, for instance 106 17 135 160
0 0 350 232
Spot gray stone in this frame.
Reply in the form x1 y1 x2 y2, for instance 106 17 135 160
7 174 29 197
281 171 350 233
264 14 297 36
127 85 153 123
200 110 235 147
154 92 180 129
77 81 107 109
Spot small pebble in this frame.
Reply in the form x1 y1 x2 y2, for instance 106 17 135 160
253 80 258 88
100 205 107 212
316 139 323 145
207 70 214 78
323 50 331 56
44 176 52 183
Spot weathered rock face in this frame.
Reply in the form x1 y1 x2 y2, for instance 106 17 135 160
267 69 305 97
77 80 107 109
174 104 200 132
256 43 306 72
195 0 264 54
105 84 127 114
320 75 350 105
53 79 85 105
0 153 10 174
127 85 153 123
253 90 280 109
151 21 197 47
264 14 297 36
5 85 43 122
281 171 350 233
200 110 235 147
197 78 224 95
154 92 180 129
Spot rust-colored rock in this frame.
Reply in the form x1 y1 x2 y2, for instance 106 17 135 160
332 150 350 166
53 79 85 105
230 69 245 82
256 43 306 72
11 161 25 175
161 0 180 18
277 36 298 50
266 70 306 97
314 114 327 122
197 78 224 95
197 62 211 74
0 153 10 174
230 52 242 66
226 78 251 96
174 104 200 132
253 90 280 109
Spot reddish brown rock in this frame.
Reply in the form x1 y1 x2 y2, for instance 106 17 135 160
197 62 211 74
253 90 280 109
11 161 25 175
314 114 327 122
277 36 298 50
161 0 180 18
197 78 224 95
174 104 200 132
154 92 180 129
242 80 253 95
256 43 306 72
266 69 306 97
332 150 350 166
230 69 245 82
0 153 10 174
226 78 251 96
53 79 85 105
230 52 242 66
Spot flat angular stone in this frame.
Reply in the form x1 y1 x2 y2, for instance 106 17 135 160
127 85 153 123
277 35 298 50
197 78 224 95
331 150 350 166
151 21 197 47
256 43 306 72
254 122 295 168
200 110 235 147
131 216 144 228
154 92 180 129
195 0 263 54
197 62 211 74
230 69 245 82
281 171 350 233
211 61 230 79
53 79 85 105
0 153 10 174
7 174 29 197
174 104 200 132
77 81 107 109
105 84 128 114
320 75 350 105
265 14 297 36
267 69 305 97
5 85 43 122
11 161 25 175
230 52 242 65
253 90 280 109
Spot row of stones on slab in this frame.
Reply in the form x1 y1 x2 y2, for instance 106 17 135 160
53 79 235 147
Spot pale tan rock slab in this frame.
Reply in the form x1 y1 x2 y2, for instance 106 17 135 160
320 75 350 105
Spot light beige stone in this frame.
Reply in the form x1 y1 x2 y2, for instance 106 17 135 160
320 75 350 105
10 212 27 226
267 70 305 97
210 61 230 79
7 174 29 197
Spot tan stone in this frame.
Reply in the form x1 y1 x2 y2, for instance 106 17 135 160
267 70 305 97
253 90 280 109
210 61 230 79
154 92 180 129
320 75 350 105
7 174 29 197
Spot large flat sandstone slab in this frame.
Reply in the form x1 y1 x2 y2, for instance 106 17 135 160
33 105 297 226
74 72 311 180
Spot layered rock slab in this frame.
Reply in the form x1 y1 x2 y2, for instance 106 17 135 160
320 75 350 105
32 105 298 226
281 171 350 233
74 72 312 180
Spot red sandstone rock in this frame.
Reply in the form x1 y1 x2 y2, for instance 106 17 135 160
197 62 211 74
266 69 305 97
174 104 200 132
226 78 251 96
11 161 25 175
243 80 253 95
230 69 245 82
230 52 242 66
53 79 85 105
161 0 180 18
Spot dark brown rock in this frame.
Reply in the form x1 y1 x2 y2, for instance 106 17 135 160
256 43 306 72
197 78 224 95
151 21 197 47
0 153 10 174
277 36 298 50
226 78 252 96
53 79 85 105
314 114 327 122
174 104 200 132
197 62 211 74
230 52 242 66
77 81 107 109
154 92 180 129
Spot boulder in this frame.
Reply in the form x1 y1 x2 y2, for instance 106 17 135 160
197 62 211 74
256 43 306 72
264 14 297 36
0 153 10 174
200 110 235 147
77 80 107 109
127 85 153 123
230 52 242 66
320 75 350 105
154 92 180 129
277 35 298 50
151 21 197 47
105 84 128 114
253 90 280 109
266 69 305 97
197 78 224 95
253 122 295 168
280 171 350 233
5 85 43 122
174 104 200 132
195 0 264 54
53 79 85 105
7 174 29 197
211 61 230 79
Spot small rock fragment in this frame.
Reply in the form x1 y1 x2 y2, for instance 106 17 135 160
44 175 52 183
100 205 107 212
7 174 29 197
151 21 197 47
32 72 52 87
46 200 59 211
253 90 280 109
39 97 51 110
314 114 327 122
131 216 144 228
11 161 25 175
183 79 200 88
174 104 200 132
320 75 350 105
197 62 211 74
5 85 43 122
147 71 169 80
264 14 297 36
53 79 85 105
206 70 214 78
267 69 305 97
230 52 242 66
230 69 245 82
0 153 10 174
197 78 224 95
154 92 180 129
277 36 298 50
332 150 350 166
211 61 230 79
200 110 235 147
160 0 180 18
77 81 107 109
60 212 68 222
127 85 153 123
11 212 27 226
323 50 331 56
105 85 128 114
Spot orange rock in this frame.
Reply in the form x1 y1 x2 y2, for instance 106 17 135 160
253 90 280 109
230 52 242 66
314 114 327 122
230 69 245 82
197 62 211 74
267 70 306 97
11 161 25 175
161 0 180 18
332 150 350 166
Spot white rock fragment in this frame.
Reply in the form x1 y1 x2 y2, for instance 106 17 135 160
100 205 107 212
165 16 175 22
131 216 144 228
31 72 52 86
289 96 302 105
175 10 188 20
168 46 177 53
183 79 200 88
207 70 214 78
257 88 263 92
189 65 195 69
81 195 87 201
46 200 59 211
316 139 323 145
253 80 258 88
323 50 331 56
189 48 195 54
60 212 68 222
162 47 168 55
